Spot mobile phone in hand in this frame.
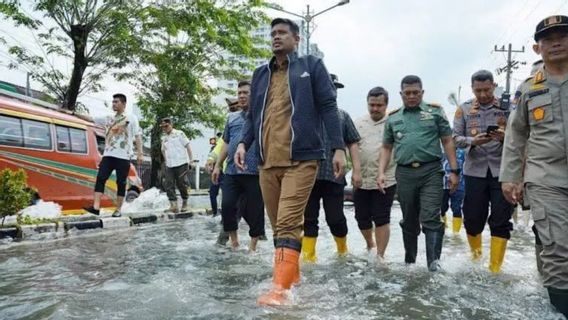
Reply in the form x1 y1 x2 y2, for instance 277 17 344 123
486 125 499 134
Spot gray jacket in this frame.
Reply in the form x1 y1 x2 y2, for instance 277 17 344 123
500 70 568 187
453 98 510 178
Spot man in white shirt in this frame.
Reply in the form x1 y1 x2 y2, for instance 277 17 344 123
160 117 193 213
354 87 397 261
84 93 143 217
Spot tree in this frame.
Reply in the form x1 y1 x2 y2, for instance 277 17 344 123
120 0 269 187
0 0 141 111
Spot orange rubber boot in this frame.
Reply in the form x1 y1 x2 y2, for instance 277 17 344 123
257 247 300 306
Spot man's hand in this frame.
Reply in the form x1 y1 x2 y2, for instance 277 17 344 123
235 144 247 171
332 149 346 179
211 165 221 185
449 172 459 193
489 129 505 142
502 182 523 204
351 168 362 189
471 133 492 146
376 173 386 194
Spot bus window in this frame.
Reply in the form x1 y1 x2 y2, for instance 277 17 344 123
22 119 51 150
95 134 105 155
69 128 87 153
56 125 87 154
0 115 23 147
56 125 71 151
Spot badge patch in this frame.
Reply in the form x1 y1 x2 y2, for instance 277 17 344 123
528 88 550 98
471 129 478 135
533 107 545 121
455 108 464 119
420 111 434 120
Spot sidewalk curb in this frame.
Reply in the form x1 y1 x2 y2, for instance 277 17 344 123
0 207 210 243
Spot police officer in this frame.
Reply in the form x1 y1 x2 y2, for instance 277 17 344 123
501 15 568 317
378 75 458 272
453 70 513 273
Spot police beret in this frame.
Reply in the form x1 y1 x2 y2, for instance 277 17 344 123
535 15 568 41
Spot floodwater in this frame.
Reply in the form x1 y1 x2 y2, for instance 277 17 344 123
0 202 564 320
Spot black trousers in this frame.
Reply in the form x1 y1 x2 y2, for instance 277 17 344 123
221 174 265 238
353 186 396 230
303 180 347 238
94 156 130 197
463 170 513 239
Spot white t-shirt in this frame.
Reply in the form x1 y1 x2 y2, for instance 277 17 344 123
103 113 141 160
355 114 397 190
161 128 190 168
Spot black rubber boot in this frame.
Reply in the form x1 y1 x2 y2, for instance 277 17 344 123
424 230 444 272
402 232 418 264
548 287 568 318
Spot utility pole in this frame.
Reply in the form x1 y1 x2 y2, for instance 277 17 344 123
494 44 525 93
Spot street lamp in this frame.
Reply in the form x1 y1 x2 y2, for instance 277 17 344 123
267 1 350 55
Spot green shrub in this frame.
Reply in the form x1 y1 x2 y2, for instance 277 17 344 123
0 169 32 223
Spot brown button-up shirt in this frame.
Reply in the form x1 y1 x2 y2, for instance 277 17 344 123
262 60 298 169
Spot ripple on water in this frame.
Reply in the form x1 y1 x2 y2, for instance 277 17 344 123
0 206 565 319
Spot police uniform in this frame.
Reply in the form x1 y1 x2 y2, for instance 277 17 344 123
383 101 453 270
500 15 568 317
453 97 513 273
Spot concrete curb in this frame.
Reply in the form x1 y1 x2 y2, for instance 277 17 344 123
0 208 208 243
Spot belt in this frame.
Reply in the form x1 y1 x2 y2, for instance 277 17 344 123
398 160 440 168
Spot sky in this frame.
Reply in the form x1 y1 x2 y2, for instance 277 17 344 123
1 0 566 162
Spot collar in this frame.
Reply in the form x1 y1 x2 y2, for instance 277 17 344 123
472 97 500 110
403 102 424 112
269 51 299 71
533 69 546 84
368 113 388 124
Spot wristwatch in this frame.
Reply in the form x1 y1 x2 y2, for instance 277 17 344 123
450 168 461 175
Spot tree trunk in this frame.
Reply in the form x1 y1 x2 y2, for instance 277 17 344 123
62 24 89 110
150 123 163 188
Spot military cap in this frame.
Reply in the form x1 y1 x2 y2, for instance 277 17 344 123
535 15 568 41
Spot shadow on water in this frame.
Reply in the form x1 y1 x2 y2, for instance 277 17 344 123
0 204 565 320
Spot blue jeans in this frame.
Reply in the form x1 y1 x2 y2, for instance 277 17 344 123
209 173 223 215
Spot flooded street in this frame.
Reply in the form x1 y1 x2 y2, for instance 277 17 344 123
0 202 563 320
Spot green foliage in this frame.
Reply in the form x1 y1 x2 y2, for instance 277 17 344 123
0 0 142 110
16 215 56 225
0 169 32 219
118 0 270 186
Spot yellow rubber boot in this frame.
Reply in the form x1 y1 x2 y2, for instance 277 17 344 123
301 236 317 263
467 234 482 261
334 236 348 256
489 236 508 273
452 217 462 234
442 215 448 228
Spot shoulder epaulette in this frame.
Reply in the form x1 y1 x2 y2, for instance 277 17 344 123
388 108 401 115
428 102 441 108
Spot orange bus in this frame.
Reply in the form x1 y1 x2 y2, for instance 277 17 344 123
0 89 142 215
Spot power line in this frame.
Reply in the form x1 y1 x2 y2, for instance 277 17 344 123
494 44 526 93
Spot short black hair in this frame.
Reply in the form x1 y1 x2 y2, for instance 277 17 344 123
367 86 389 104
238 80 251 88
271 18 300 35
113 93 127 103
471 70 494 85
216 132 222 138
400 75 422 89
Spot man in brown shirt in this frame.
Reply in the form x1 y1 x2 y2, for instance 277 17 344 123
236 18 345 306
